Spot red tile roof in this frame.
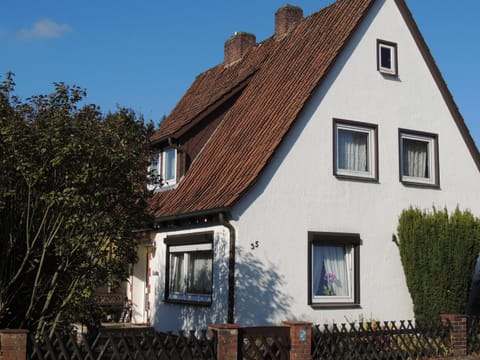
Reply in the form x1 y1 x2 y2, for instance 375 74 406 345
148 0 480 219
148 0 375 219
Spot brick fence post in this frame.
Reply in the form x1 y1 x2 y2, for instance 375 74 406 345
283 321 312 360
208 324 240 360
0 329 29 360
440 314 468 356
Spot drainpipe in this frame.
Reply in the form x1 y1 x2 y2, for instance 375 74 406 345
219 212 236 324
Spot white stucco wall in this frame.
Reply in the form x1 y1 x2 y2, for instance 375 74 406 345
146 225 230 332
230 0 480 326
140 0 480 332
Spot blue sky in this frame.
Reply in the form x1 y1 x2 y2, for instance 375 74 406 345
1 0 479 147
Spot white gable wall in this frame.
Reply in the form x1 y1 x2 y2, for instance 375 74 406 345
231 0 480 326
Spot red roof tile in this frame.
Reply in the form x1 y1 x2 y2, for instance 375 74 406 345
150 38 276 142
148 0 375 218
148 0 480 219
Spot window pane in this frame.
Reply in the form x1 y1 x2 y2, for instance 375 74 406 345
380 46 392 69
403 138 429 178
187 251 212 295
338 129 369 172
164 148 176 182
312 245 350 297
150 154 159 176
170 253 184 293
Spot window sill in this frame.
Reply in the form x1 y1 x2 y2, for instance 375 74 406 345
335 174 379 183
164 298 211 307
378 70 398 77
151 183 178 193
400 180 440 189
310 303 361 310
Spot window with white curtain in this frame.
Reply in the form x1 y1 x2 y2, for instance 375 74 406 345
308 232 360 307
334 119 378 180
399 130 438 186
165 233 213 305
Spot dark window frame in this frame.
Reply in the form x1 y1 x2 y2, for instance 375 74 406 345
164 231 214 306
308 232 361 309
398 128 440 188
333 118 379 182
377 39 398 76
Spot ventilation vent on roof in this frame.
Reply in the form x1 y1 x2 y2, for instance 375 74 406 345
224 32 256 65
275 4 303 39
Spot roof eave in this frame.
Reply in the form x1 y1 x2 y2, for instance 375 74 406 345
152 207 231 226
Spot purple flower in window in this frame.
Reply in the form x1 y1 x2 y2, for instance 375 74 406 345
324 272 337 282
323 272 337 296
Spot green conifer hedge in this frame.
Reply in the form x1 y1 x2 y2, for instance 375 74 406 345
398 207 480 321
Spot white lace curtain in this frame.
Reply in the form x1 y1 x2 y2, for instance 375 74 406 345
313 245 349 296
338 130 368 172
187 253 212 294
170 254 184 293
403 139 429 178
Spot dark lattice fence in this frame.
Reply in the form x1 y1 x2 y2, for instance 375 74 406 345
27 328 216 360
24 318 468 359
312 320 452 360
239 326 290 360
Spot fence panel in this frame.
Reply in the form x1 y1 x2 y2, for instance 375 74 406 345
311 320 451 360
27 328 216 360
239 326 290 360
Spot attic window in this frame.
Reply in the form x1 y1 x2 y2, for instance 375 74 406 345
377 40 397 76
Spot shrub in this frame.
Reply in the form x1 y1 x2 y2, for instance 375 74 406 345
398 207 480 321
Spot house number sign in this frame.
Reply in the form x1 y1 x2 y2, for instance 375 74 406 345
250 241 259 250
299 329 307 343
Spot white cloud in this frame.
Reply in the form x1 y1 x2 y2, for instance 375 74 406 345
19 19 71 40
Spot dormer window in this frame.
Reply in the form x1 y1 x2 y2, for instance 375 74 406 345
149 147 177 189
162 147 177 184
377 40 397 76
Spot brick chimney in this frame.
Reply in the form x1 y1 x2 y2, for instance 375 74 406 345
224 32 256 64
275 4 303 39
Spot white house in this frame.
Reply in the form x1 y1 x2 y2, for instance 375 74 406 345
128 0 480 332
